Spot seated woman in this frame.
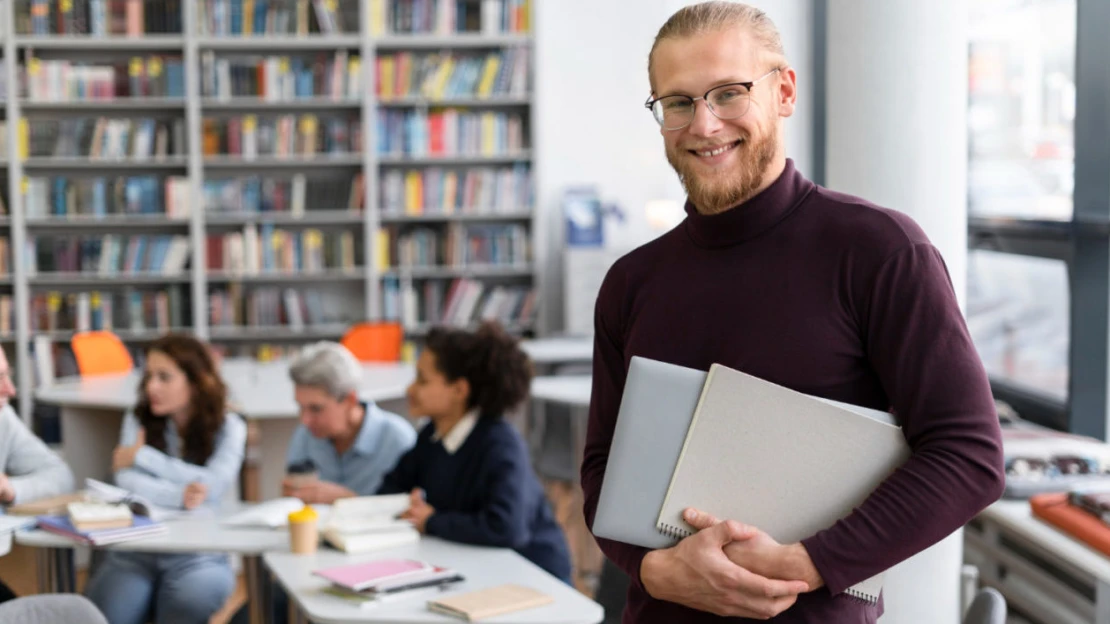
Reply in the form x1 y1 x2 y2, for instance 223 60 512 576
378 322 572 583
84 334 246 624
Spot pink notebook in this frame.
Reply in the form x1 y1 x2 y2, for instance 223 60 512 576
313 559 430 592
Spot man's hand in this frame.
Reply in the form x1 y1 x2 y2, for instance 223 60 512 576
685 508 825 591
640 514 810 618
112 428 146 472
182 482 207 510
283 478 354 505
0 474 15 504
400 488 435 533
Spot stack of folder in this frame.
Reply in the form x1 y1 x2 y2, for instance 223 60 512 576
592 357 911 602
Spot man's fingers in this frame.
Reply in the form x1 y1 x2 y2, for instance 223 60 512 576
704 519 758 547
684 507 721 529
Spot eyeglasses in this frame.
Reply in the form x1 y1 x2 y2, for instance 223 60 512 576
644 68 781 131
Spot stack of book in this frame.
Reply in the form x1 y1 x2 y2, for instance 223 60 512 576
321 494 420 554
37 501 166 546
314 558 463 608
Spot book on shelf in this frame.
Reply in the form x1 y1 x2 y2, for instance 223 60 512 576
19 0 184 36
373 0 531 35
24 55 185 101
380 165 531 216
209 286 335 330
204 173 362 214
201 51 360 101
197 0 356 36
376 108 524 158
382 276 535 330
24 176 190 220
30 286 189 334
25 234 191 275
376 47 529 100
25 117 187 160
377 222 528 268
206 225 356 274
203 114 360 158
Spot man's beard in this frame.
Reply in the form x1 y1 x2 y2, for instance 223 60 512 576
666 124 778 215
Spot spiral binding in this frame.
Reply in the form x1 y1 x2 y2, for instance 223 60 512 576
844 586 879 604
657 523 692 541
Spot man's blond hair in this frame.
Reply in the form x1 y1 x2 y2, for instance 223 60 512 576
648 1 786 90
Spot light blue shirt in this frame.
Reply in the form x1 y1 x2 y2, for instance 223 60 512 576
285 402 416 496
115 410 247 510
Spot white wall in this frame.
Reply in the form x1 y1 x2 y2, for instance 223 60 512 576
535 0 814 332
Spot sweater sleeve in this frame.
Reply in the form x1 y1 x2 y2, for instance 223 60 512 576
1 406 75 504
579 263 651 592
800 243 1005 593
127 413 247 503
424 430 531 548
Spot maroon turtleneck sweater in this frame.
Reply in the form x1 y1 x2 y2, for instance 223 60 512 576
580 160 1005 623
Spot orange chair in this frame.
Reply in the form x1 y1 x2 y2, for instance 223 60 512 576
71 331 134 376
341 322 403 362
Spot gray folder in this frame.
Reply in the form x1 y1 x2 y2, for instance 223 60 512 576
592 356 707 549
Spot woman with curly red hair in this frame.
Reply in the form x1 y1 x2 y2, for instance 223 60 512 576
85 333 246 624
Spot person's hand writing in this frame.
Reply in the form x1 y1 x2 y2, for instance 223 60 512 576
684 508 825 592
182 482 207 510
112 428 146 472
284 479 353 505
640 514 809 618
400 488 434 533
0 474 15 504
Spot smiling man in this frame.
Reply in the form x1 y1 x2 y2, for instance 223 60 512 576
580 2 1005 622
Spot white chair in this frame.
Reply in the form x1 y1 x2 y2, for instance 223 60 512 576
962 588 1006 624
0 595 108 624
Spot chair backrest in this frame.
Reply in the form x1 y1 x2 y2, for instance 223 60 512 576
962 588 1006 624
71 331 134 376
341 322 403 362
0 595 109 624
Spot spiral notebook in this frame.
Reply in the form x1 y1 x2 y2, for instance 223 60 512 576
655 363 911 603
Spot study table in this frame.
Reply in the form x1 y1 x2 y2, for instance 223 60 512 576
264 537 603 624
16 508 287 624
35 338 594 503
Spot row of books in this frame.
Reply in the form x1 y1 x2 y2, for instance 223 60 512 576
205 226 358 274
0 239 9 276
205 173 363 213
23 56 186 101
380 165 530 215
376 48 529 100
198 0 355 36
24 176 191 220
201 114 361 158
201 51 361 101
378 223 528 269
25 235 191 276
376 109 524 157
382 276 536 328
373 0 530 35
210 285 338 328
29 286 190 333
26 117 188 160
18 0 185 35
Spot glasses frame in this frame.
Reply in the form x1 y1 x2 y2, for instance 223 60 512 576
644 67 782 131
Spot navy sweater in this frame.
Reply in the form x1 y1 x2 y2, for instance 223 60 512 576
378 416 572 582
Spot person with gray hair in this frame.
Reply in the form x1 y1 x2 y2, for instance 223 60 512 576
282 341 416 504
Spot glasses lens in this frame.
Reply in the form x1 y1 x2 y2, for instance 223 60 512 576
707 84 751 120
652 96 695 130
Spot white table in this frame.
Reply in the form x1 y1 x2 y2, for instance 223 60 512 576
530 376 591 408
965 499 1110 624
36 360 415 502
16 508 290 624
264 537 603 624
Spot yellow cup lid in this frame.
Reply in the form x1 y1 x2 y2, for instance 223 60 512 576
288 506 318 523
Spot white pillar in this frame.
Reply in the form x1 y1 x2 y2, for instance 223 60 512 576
826 2 970 624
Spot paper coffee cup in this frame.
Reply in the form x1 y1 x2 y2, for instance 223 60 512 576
286 470 318 489
288 506 319 555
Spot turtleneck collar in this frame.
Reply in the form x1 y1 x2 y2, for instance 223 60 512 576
682 158 814 248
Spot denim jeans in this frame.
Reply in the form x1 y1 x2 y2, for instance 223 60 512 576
84 551 233 624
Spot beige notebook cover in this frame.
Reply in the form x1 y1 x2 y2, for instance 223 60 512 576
427 584 553 621
656 363 911 603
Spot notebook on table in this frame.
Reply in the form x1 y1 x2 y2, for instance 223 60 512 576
427 584 553 621
654 363 911 603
